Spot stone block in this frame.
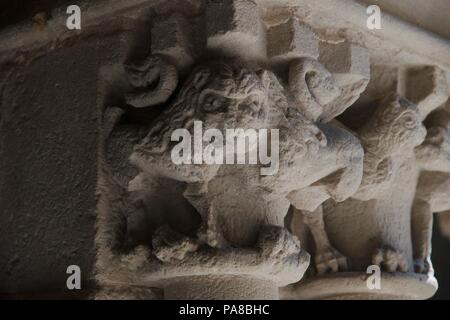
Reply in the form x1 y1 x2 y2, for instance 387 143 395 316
362 65 400 101
405 66 449 120
205 0 265 60
318 41 370 122
151 14 194 69
267 17 319 63
319 41 370 83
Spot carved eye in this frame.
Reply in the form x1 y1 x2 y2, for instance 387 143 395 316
295 142 308 158
401 113 417 129
203 94 227 112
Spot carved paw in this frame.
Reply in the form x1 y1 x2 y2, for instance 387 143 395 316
372 247 408 272
414 257 434 275
258 225 302 260
152 225 199 263
315 246 348 274
196 223 229 249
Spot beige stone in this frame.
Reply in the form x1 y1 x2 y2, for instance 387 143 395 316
267 18 319 63
318 41 370 122
3 0 450 301
205 0 266 60
124 55 178 108
405 66 449 120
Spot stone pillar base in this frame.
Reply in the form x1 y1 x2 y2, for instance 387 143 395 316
95 285 162 300
280 272 437 300
164 276 279 300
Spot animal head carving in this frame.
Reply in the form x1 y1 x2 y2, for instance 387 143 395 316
134 60 292 157
360 94 426 156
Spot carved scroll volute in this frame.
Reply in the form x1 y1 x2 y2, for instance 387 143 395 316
122 10 200 109
124 55 178 108
288 58 341 122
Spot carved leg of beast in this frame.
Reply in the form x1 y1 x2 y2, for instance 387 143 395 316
183 183 228 249
297 206 348 274
412 173 450 274
287 124 361 274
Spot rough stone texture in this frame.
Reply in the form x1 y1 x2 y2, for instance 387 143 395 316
319 42 370 79
1 0 450 301
205 0 266 61
267 18 319 63
287 61 447 299
151 14 194 70
405 66 448 120
411 103 450 274
0 43 98 297
124 55 179 108
318 42 370 122
164 276 279 299
95 285 161 300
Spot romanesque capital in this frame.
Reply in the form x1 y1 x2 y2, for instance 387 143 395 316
2 0 450 302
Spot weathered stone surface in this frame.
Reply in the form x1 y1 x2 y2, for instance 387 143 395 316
1 0 450 301
267 18 319 63
288 57 341 122
286 62 446 299
412 105 450 274
405 66 449 120
205 0 265 60
0 43 98 297
319 42 370 79
362 65 400 101
318 41 370 122
95 285 161 300
124 55 178 108
151 14 194 70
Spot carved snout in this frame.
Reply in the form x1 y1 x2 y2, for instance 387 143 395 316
318 124 364 202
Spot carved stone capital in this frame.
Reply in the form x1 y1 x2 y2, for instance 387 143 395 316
92 0 450 300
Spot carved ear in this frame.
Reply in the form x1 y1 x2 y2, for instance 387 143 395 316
288 58 340 122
